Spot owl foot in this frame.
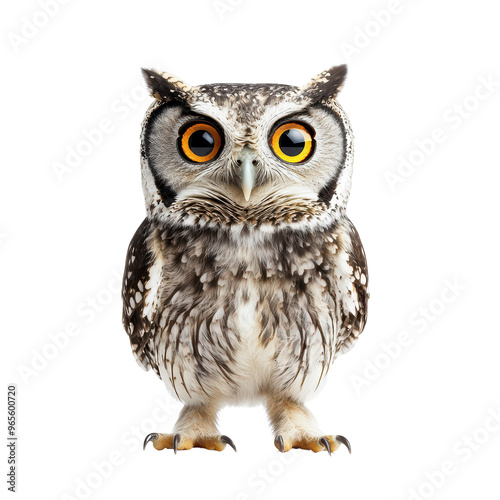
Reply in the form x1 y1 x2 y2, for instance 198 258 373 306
274 434 351 454
143 433 236 453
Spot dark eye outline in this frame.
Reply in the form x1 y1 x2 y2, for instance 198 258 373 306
177 120 224 163
269 121 316 164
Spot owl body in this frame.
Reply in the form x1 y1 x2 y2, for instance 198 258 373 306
123 66 368 453
124 210 365 406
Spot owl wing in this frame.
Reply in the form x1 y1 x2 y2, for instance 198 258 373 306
333 216 369 358
122 218 162 375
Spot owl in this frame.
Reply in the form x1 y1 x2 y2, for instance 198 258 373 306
122 64 368 455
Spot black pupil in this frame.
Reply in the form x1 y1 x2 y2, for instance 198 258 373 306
189 129 215 157
279 128 305 156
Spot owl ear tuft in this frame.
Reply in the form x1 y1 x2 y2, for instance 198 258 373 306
141 68 191 102
301 65 347 102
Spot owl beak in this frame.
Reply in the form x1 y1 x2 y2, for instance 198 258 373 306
240 156 256 201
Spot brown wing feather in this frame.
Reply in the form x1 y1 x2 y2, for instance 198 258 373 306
335 216 369 357
122 218 161 375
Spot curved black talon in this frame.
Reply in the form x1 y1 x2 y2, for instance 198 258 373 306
143 433 159 450
220 435 237 452
277 435 285 453
173 433 181 454
335 435 351 454
320 437 331 456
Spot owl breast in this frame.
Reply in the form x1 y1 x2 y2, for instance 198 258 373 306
146 219 352 406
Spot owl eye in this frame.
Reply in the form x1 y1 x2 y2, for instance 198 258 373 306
178 121 223 163
270 122 315 163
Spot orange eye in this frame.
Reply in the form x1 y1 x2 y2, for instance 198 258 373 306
270 122 314 163
178 122 223 163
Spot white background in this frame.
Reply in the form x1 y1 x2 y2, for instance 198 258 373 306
2 0 500 499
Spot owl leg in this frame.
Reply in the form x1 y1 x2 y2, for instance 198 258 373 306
143 404 236 453
266 398 351 454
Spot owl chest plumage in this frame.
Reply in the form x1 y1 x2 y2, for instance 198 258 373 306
136 216 364 405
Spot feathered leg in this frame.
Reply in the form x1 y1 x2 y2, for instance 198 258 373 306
143 403 236 453
266 398 350 454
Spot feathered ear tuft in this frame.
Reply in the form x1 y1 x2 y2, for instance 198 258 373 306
141 68 191 102
301 65 347 103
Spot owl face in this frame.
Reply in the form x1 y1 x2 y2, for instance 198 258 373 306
140 66 354 224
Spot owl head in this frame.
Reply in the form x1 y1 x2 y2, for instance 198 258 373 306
139 65 353 226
